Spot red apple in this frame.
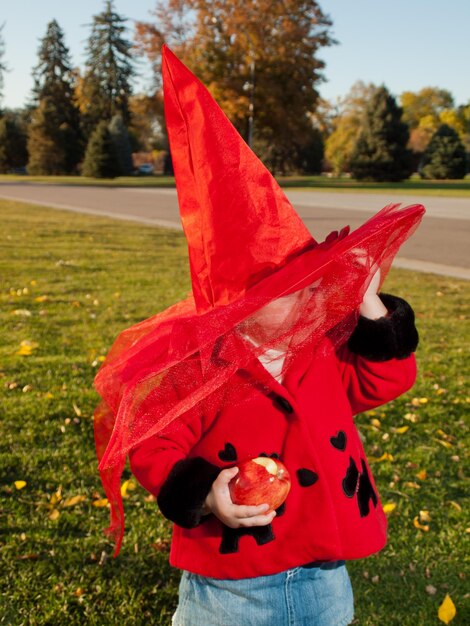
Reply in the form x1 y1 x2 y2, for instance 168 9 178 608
229 456 291 511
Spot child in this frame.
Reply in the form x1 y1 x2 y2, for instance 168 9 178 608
93 47 425 626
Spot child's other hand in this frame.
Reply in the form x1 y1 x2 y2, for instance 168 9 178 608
359 267 388 320
204 467 276 528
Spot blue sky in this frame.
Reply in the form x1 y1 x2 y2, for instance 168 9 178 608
1 0 469 109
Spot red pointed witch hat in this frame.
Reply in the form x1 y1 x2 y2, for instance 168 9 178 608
161 45 314 312
93 46 425 556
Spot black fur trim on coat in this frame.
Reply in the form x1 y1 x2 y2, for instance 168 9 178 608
347 293 419 361
157 457 221 528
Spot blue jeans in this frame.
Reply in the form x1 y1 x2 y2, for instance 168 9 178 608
172 561 354 626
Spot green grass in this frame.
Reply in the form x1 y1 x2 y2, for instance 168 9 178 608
277 175 470 197
1 173 470 197
0 199 468 625
0 174 177 188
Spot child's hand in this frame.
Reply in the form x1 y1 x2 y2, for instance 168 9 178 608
359 267 388 320
204 467 276 528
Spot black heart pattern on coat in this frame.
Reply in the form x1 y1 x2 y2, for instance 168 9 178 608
330 430 347 451
218 442 237 462
297 468 319 487
342 456 359 497
341 456 378 517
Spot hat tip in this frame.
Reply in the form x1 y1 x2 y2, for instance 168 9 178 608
162 43 173 59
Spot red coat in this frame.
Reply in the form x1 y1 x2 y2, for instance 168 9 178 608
129 294 418 579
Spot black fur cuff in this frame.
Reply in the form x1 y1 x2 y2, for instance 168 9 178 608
157 457 220 528
347 293 419 361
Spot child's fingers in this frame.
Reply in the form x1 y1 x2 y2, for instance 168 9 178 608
215 466 239 487
232 503 271 518
237 510 277 528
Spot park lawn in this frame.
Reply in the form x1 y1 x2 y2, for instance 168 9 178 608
1 173 470 197
0 199 468 625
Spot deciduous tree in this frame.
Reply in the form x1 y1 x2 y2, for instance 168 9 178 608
400 87 463 160
400 87 454 129
325 81 377 175
129 93 164 151
136 0 334 173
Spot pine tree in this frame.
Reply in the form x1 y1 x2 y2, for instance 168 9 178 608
420 124 467 180
82 1 134 136
82 120 120 178
109 114 133 175
295 127 324 174
27 97 67 175
31 19 82 173
0 114 28 172
350 86 412 182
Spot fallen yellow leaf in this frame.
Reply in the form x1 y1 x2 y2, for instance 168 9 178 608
413 516 429 532
383 503 396 515
416 470 427 481
44 392 54 400
34 295 48 303
14 480 27 490
405 481 421 489
435 438 453 449
92 498 109 507
404 413 418 423
369 452 394 463
15 340 39 356
63 495 87 507
50 486 62 506
419 510 431 523
449 501 462 512
121 479 136 498
436 429 452 440
49 509 60 521
370 418 381 428
72 403 82 417
394 425 409 434
438 594 456 624
11 309 32 317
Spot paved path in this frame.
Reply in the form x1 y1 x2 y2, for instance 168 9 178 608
1 183 469 279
